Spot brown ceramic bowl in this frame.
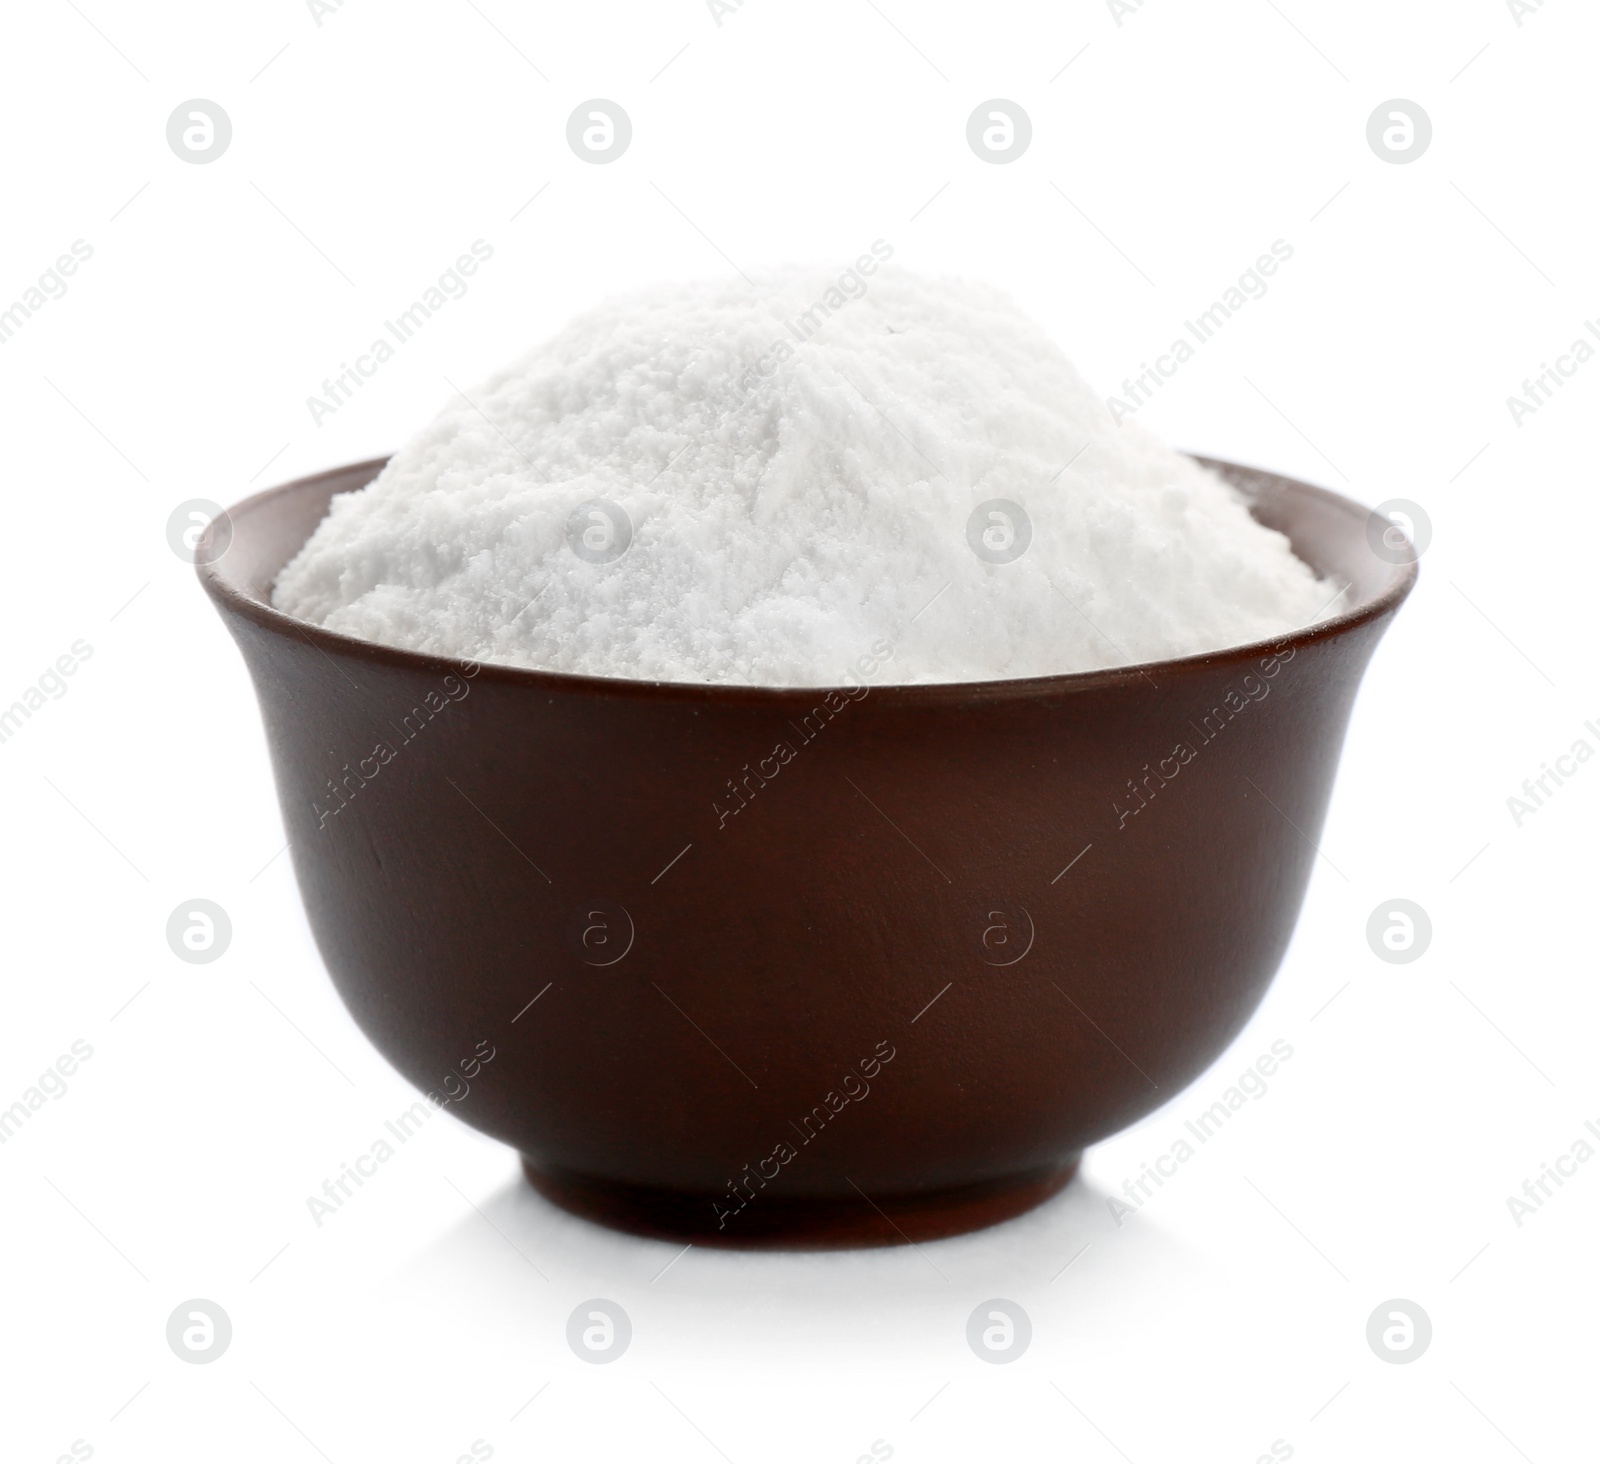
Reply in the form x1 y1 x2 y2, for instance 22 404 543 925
198 455 1413 1248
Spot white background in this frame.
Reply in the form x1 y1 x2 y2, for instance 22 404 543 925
2 1 1596 1459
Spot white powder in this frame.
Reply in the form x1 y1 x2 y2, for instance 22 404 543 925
274 263 1338 686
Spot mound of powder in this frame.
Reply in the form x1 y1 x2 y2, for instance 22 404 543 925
273 263 1337 686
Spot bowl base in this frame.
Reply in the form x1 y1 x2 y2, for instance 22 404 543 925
521 1156 1082 1249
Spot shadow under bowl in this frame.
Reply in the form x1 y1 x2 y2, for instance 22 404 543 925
198 456 1414 1248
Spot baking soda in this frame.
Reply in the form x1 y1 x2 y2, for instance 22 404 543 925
273 263 1338 686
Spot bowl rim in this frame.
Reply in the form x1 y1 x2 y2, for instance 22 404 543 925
197 453 1417 707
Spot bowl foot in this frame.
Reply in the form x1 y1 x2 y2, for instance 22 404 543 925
520 1156 1082 1249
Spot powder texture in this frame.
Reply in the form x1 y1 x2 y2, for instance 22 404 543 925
273 266 1337 686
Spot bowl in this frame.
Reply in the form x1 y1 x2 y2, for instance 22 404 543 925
198 455 1414 1247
